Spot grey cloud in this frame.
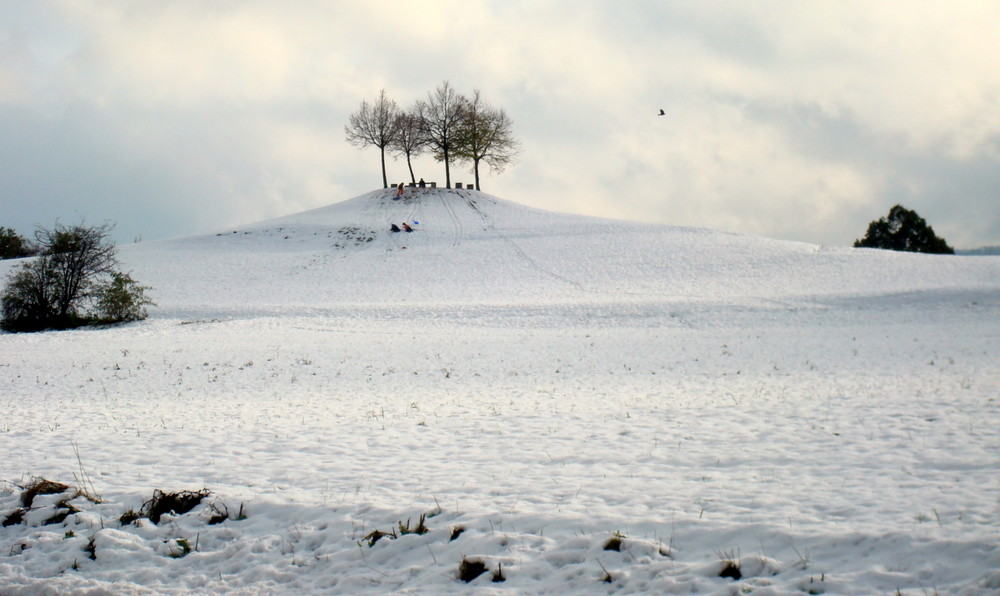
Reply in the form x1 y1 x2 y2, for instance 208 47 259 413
2 1 999 249
881 149 1000 249
739 97 1000 247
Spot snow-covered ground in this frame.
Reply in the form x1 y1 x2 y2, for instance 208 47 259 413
1 188 998 595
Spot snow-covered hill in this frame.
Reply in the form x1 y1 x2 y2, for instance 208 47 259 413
2 189 999 595
124 187 997 318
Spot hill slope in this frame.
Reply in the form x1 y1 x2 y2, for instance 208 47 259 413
121 188 999 320
2 190 999 595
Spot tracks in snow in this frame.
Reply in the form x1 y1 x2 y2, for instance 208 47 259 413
439 193 463 246
458 191 588 294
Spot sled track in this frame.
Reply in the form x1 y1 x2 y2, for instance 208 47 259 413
461 193 588 293
440 192 463 246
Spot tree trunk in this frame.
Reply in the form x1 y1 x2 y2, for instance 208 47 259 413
406 153 416 183
473 158 481 191
443 147 451 188
380 146 388 188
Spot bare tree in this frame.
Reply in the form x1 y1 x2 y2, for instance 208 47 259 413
345 89 401 189
417 81 468 188
36 222 118 320
454 89 519 191
389 107 430 184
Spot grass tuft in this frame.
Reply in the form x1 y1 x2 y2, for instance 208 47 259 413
363 529 396 547
206 500 232 525
43 499 80 526
2 508 26 527
84 536 97 560
142 489 211 525
604 530 626 551
71 442 103 503
597 558 614 583
492 562 506 583
119 488 212 526
718 549 742 580
119 508 141 526
3 477 84 527
458 557 489 583
19 477 71 508
398 513 429 536
168 538 192 558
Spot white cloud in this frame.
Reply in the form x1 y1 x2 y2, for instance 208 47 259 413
1 1 998 248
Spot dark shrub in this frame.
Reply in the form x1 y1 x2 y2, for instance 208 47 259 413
94 272 155 323
854 204 954 254
1 222 154 332
0 227 35 259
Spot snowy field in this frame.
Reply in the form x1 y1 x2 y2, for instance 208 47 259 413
1 188 998 594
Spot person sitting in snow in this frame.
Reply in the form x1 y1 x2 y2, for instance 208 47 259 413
402 223 413 232
390 223 401 233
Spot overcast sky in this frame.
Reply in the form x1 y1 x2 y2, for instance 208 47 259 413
2 1 998 248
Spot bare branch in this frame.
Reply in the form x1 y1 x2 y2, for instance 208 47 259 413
345 89 402 188
417 81 469 188
453 89 520 191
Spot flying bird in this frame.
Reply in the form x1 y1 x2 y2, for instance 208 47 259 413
658 109 665 116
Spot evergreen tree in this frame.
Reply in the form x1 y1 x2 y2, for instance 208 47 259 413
854 205 954 254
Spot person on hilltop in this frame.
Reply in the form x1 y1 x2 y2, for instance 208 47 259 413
395 183 404 200
418 178 426 189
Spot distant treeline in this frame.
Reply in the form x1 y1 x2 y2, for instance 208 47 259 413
956 246 1000 256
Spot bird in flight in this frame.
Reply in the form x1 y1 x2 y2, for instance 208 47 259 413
658 109 665 116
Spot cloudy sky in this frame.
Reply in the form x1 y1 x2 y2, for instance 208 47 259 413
2 1 998 248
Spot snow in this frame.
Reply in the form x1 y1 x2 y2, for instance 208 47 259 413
1 187 999 594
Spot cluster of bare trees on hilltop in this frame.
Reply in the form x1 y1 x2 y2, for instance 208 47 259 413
346 82 519 191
